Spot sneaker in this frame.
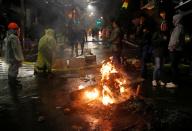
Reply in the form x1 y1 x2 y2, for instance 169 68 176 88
166 82 177 88
159 80 165 86
152 80 157 87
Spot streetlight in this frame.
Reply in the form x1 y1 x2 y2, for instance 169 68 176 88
87 4 94 10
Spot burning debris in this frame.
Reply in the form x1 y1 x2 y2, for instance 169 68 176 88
99 57 134 105
75 57 135 106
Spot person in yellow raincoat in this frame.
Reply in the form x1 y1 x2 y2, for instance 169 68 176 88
35 28 57 76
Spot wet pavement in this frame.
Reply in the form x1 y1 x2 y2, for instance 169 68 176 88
1 39 192 131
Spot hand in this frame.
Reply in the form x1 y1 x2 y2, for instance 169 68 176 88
143 29 147 32
163 36 167 40
168 45 176 51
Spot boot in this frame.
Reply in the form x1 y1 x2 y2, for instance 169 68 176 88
80 51 84 56
75 49 78 57
75 52 78 57
15 79 22 89
8 75 15 86
8 75 22 89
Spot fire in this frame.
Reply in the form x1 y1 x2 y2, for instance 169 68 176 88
102 85 115 105
102 95 114 105
120 86 125 94
100 61 117 81
83 57 133 106
79 85 85 90
85 88 99 100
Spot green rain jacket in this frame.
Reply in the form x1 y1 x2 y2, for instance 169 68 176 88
36 29 57 71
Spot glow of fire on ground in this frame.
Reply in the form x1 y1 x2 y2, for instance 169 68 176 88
82 57 133 106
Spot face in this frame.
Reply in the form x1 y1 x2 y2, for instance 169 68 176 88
132 18 140 26
112 22 117 28
140 16 145 25
160 11 166 19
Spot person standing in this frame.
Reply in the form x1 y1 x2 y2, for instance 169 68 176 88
108 20 122 64
151 24 168 87
136 16 152 79
35 28 57 76
68 21 78 57
77 26 86 55
159 11 168 33
166 10 192 88
5 22 24 87
166 13 185 88
68 8 79 57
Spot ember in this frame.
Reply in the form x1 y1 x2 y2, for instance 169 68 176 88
82 57 134 105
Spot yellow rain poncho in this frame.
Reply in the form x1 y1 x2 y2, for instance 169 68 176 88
35 29 57 73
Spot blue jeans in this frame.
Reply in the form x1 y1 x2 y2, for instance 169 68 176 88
141 47 149 78
153 57 163 81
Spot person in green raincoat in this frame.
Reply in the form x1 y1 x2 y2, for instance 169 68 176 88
35 28 57 75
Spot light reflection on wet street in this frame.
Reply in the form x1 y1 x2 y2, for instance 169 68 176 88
0 58 35 79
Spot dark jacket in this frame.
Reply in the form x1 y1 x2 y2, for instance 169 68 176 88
138 28 152 58
67 20 78 42
152 31 168 57
109 27 122 52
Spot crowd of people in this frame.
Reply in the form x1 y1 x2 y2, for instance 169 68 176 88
106 10 192 88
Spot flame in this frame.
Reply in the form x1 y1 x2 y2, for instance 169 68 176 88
120 86 125 94
102 95 114 105
115 78 126 85
79 85 85 90
83 57 133 106
85 88 99 100
102 85 115 105
100 58 133 105
100 61 117 81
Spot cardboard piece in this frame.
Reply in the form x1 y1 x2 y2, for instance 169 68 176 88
69 56 86 68
52 59 67 69
85 55 96 64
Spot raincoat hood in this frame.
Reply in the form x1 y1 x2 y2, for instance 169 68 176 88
173 14 182 26
45 28 55 37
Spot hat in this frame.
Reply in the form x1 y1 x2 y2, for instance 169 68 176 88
8 22 19 30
